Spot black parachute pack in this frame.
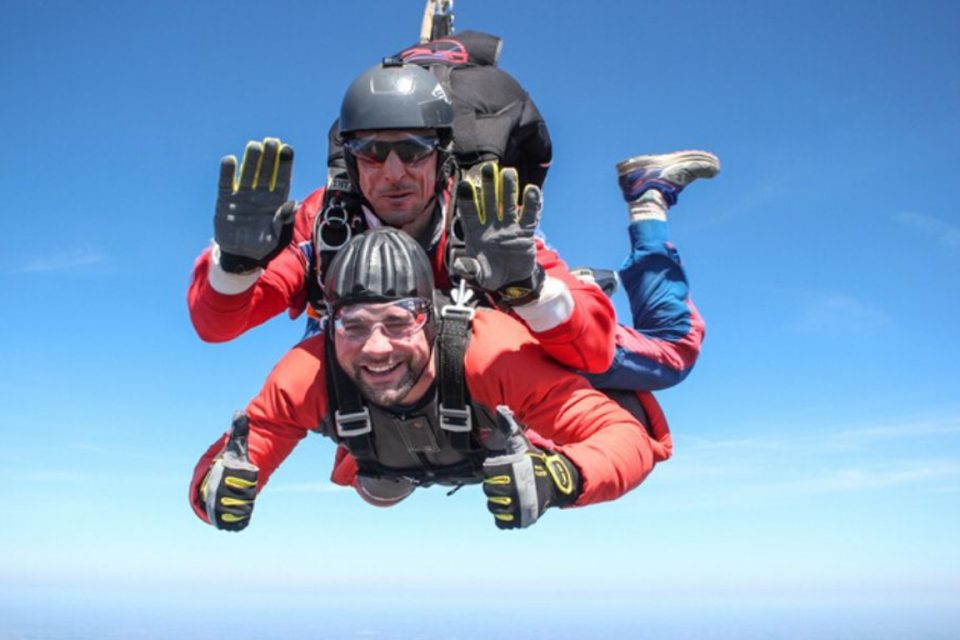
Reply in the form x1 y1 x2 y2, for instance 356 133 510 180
394 30 553 190
307 30 552 322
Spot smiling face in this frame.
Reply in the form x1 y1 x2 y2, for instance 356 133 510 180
353 129 439 239
333 300 436 407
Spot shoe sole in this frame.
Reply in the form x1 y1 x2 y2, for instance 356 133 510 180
616 150 720 177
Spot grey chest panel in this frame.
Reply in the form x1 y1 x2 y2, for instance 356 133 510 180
318 395 502 480
367 402 471 469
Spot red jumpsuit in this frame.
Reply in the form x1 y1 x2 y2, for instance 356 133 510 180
188 309 673 521
188 188 618 373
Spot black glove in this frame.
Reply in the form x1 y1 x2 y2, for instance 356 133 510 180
453 161 544 306
215 138 297 273
200 412 259 531
482 406 581 529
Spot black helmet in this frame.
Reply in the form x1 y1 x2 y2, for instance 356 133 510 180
324 228 435 313
339 59 454 136
338 60 456 202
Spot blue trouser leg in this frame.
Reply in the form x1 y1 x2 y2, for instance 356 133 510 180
584 220 701 391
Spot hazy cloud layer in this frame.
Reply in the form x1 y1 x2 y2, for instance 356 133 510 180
895 211 960 253
16 247 105 273
654 409 960 510
792 290 891 335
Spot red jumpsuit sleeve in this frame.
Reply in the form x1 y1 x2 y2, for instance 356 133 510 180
188 335 330 522
529 239 618 373
465 312 660 507
186 189 325 343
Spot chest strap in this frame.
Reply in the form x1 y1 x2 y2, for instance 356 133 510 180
435 280 476 453
324 330 376 461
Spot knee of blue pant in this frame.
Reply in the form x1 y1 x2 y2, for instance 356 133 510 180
583 347 691 391
619 253 691 324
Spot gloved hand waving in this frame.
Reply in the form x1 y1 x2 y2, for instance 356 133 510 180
200 412 260 532
453 161 544 306
214 138 297 273
482 406 581 529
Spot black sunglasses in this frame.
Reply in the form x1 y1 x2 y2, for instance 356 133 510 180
344 134 440 164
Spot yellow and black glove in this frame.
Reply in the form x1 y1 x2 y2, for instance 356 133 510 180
453 161 544 306
214 138 297 273
200 412 259 532
482 406 581 529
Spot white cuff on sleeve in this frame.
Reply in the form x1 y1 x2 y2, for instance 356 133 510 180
207 243 262 295
511 275 574 333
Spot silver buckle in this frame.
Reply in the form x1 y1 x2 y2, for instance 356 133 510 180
441 278 476 321
335 408 372 437
439 405 472 433
440 304 475 321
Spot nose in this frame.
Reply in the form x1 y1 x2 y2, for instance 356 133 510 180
360 325 394 355
380 151 407 181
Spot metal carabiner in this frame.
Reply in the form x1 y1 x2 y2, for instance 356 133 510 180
314 200 353 252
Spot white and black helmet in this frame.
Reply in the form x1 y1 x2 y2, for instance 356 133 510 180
324 228 435 313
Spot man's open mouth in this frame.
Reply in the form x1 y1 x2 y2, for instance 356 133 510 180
361 361 402 380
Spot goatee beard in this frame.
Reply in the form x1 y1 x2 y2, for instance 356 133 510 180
356 357 430 407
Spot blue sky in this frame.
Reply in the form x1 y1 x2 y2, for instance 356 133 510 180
2 0 959 633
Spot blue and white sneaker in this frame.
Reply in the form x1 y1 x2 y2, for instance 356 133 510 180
616 150 720 207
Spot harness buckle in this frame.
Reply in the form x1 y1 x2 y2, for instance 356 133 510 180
335 408 372 437
440 278 476 321
440 304 475 321
439 405 472 433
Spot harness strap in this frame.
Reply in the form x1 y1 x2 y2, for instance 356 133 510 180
324 332 378 462
436 281 476 453
306 189 367 318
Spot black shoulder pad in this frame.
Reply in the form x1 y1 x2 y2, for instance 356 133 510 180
456 30 502 66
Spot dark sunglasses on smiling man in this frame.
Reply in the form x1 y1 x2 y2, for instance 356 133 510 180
344 134 440 164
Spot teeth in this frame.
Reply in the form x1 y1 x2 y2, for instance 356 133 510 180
366 363 397 373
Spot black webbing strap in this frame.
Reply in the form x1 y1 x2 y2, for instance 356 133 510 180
324 332 377 462
436 286 475 453
306 189 366 317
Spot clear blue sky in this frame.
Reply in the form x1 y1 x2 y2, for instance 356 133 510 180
2 0 958 633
